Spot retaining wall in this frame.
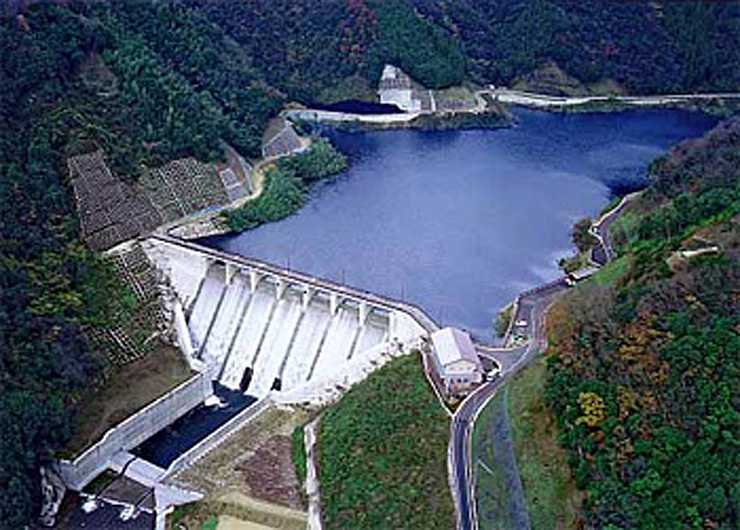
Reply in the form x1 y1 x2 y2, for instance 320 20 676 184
57 373 212 490
165 397 273 478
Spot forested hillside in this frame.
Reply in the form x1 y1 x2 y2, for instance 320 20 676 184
0 4 279 526
418 1 740 94
545 120 740 528
0 7 139 527
2 1 740 528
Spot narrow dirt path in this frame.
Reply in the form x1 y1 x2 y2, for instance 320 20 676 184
304 418 323 530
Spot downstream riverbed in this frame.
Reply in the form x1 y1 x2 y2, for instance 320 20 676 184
204 109 715 340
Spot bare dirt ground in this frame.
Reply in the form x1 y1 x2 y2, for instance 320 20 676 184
217 515 274 530
166 404 312 530
65 344 192 457
238 435 304 510
217 493 307 529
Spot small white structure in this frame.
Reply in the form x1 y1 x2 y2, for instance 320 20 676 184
430 327 483 395
378 64 421 113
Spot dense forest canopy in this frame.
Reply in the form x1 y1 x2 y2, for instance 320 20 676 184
194 0 740 98
2 1 740 528
0 7 136 527
545 121 740 529
417 0 740 94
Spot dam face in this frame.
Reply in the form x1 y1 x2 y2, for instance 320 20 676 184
57 237 430 497
143 237 407 399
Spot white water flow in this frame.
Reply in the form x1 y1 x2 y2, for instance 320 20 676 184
179 265 392 394
355 319 388 357
188 267 226 351
201 274 251 367
218 286 276 390
311 307 360 379
281 301 333 391
247 294 303 396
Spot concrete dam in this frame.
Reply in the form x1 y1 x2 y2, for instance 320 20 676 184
143 235 431 401
56 235 434 519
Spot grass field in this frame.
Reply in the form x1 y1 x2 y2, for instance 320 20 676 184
472 391 517 530
291 425 307 487
590 255 631 287
317 353 454 529
507 357 583 529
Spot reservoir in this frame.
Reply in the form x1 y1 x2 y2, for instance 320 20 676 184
204 109 715 340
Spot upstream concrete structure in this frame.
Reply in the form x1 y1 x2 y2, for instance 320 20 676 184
378 64 436 113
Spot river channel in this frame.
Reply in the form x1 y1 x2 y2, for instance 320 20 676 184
204 109 716 340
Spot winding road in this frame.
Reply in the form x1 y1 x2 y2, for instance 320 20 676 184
451 192 637 529
590 191 641 266
450 279 568 530
484 88 740 109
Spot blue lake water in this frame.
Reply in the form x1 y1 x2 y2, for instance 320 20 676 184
309 99 403 114
204 109 716 340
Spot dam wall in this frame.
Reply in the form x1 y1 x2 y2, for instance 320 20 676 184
56 373 212 490
57 234 435 493
142 235 432 401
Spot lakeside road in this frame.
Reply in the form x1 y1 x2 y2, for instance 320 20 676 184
286 88 740 126
590 191 641 265
484 88 740 109
451 279 568 530
453 188 640 529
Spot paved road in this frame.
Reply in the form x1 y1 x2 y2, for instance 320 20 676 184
590 192 640 265
452 191 639 529
485 88 740 109
451 279 568 530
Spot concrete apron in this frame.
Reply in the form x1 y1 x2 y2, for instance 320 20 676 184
106 451 202 530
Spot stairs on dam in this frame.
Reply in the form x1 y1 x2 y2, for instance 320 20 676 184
183 264 390 399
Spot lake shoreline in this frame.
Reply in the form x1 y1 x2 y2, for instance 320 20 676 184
202 109 716 338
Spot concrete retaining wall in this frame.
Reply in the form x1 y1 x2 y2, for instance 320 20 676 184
283 109 420 125
57 373 212 490
166 397 273 478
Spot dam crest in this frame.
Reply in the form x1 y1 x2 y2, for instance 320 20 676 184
143 235 431 401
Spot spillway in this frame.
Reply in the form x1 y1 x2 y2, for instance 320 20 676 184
188 266 226 351
247 292 303 396
354 318 388 357
310 306 360 379
143 237 434 401
188 276 390 396
219 285 276 390
281 300 332 390
200 274 251 368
